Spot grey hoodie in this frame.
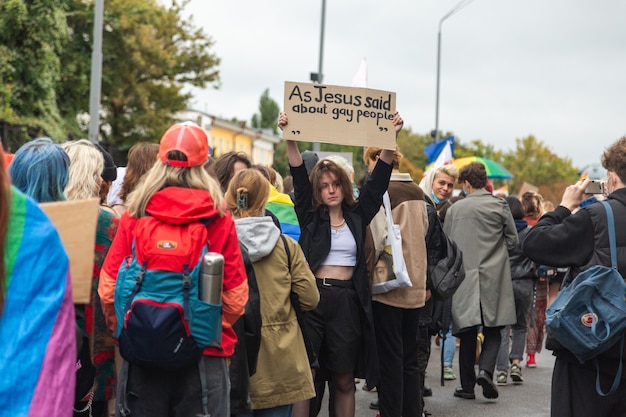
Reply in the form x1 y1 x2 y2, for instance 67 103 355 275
234 216 281 262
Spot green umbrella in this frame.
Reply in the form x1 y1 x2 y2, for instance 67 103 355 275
451 157 513 179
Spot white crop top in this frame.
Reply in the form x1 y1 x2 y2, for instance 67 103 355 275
320 224 357 266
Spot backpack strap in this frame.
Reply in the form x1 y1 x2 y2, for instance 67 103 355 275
594 201 623 397
280 234 292 271
600 201 618 269
116 360 131 416
593 334 624 397
198 357 210 416
122 259 147 319
281 234 318 364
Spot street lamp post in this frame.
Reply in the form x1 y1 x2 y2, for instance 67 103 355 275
88 0 105 144
310 0 326 153
434 0 474 143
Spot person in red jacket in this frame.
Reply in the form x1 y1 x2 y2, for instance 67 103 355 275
99 122 248 417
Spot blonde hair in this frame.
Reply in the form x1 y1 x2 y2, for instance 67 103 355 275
419 164 459 196
62 139 104 200
265 165 284 192
126 160 225 218
225 169 269 218
436 164 459 182
274 170 284 193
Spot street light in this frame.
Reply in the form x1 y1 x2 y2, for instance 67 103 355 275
434 0 474 143
311 0 326 152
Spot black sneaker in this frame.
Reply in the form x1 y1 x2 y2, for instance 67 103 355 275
369 399 379 410
476 370 499 399
453 387 476 400
423 386 433 397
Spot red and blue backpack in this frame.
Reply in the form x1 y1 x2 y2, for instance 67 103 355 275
114 215 222 370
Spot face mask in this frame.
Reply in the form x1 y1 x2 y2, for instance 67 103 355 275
430 190 448 205
459 187 468 197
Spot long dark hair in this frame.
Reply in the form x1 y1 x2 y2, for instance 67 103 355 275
119 142 159 202
309 159 355 212
0 146 10 314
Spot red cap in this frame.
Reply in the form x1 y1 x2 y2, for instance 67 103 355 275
158 122 209 168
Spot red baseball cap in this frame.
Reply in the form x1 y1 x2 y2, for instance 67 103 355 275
158 122 209 168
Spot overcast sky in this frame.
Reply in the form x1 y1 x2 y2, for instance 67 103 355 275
184 1 626 170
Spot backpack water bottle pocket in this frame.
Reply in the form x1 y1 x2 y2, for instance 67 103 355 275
119 300 201 370
188 298 222 348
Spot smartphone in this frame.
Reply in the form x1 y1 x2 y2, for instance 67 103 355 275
585 180 605 195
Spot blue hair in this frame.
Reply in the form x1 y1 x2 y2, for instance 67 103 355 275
8 138 70 203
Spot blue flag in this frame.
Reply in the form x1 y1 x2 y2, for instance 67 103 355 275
424 136 454 164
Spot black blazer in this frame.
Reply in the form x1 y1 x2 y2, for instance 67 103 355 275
290 159 392 385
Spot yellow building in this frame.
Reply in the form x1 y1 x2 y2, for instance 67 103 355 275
177 109 280 166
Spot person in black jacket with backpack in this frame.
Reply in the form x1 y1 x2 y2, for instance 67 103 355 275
522 136 626 417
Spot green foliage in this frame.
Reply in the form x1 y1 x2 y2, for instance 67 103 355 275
458 139 504 161
0 0 69 140
397 127 433 182
502 135 579 196
59 0 220 149
0 0 219 150
251 88 279 134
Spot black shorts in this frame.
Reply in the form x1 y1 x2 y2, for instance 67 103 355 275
306 280 361 374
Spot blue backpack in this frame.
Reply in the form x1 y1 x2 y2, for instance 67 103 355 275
114 216 222 370
546 201 626 396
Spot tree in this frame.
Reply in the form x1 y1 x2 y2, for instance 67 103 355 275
459 139 504 161
59 0 220 149
251 88 279 134
397 127 433 182
0 0 69 146
502 135 578 198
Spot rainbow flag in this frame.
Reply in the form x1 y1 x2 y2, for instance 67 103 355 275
0 187 75 416
265 186 300 241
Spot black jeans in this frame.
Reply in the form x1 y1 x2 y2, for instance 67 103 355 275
117 356 230 417
373 301 421 417
458 325 502 392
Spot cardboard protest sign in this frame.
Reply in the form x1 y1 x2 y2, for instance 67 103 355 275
283 81 397 149
40 198 100 303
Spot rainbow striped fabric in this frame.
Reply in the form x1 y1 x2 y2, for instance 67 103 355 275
265 186 300 242
0 187 75 417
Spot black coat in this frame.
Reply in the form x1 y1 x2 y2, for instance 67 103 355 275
424 198 448 330
509 220 535 280
290 159 392 386
522 188 626 379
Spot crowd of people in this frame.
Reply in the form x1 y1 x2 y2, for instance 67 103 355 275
1 116 626 417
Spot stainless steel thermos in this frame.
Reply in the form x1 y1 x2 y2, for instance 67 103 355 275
200 252 224 305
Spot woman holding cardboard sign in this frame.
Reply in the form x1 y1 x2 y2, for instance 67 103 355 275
278 111 402 417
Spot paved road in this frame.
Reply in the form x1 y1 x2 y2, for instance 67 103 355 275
320 339 555 417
